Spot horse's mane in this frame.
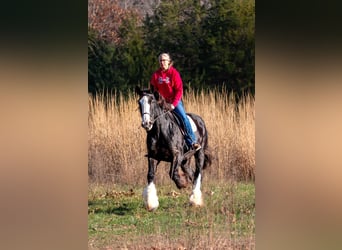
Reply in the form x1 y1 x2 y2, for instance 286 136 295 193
154 93 170 111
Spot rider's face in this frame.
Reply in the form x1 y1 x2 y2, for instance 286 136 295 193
159 56 170 71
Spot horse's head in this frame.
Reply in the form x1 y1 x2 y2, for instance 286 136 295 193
135 86 161 131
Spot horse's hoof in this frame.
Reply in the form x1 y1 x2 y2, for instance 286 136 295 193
143 183 159 212
147 206 158 212
175 180 188 189
189 199 203 207
189 191 203 207
145 202 159 212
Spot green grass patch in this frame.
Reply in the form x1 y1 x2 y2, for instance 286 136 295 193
88 182 255 249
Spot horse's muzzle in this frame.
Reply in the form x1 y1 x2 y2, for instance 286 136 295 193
142 121 153 131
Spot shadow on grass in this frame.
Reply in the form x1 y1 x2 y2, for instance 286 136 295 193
89 200 139 216
108 204 134 216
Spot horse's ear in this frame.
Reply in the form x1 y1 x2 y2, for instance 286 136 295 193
153 91 160 100
135 86 142 96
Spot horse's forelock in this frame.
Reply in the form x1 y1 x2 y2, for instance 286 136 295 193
136 86 152 99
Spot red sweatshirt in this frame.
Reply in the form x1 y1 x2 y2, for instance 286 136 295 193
150 66 183 107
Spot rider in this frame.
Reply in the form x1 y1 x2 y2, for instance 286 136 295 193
150 52 201 151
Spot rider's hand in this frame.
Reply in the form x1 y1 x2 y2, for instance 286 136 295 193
165 103 175 111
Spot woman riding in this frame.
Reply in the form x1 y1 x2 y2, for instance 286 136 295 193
150 52 201 151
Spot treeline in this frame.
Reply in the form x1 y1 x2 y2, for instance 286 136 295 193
88 0 255 96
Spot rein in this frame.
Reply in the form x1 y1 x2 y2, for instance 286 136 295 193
151 110 171 123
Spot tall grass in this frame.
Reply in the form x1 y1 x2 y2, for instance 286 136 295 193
88 88 255 185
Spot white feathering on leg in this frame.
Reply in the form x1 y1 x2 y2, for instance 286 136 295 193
189 174 203 206
142 182 159 211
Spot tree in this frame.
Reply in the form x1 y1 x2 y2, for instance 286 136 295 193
88 28 117 95
88 0 140 44
201 0 255 94
143 0 254 94
144 0 210 89
88 0 255 96
88 0 149 95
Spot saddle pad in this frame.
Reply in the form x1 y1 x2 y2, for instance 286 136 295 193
187 115 197 132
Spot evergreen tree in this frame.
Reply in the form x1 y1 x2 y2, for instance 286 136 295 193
88 0 255 96
88 28 116 95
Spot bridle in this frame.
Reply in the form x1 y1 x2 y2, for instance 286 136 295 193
139 95 171 127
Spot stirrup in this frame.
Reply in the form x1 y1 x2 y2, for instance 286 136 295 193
192 143 201 151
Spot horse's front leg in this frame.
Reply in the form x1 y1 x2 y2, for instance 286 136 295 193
143 157 159 211
189 151 205 206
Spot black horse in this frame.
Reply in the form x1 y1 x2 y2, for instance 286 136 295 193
135 86 212 211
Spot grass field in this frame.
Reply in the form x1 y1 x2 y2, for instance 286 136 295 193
88 181 255 249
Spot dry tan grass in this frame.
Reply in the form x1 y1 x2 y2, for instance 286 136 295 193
88 89 255 184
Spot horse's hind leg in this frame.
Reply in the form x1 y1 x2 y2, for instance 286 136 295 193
143 158 159 211
181 158 194 183
189 151 205 206
169 152 189 189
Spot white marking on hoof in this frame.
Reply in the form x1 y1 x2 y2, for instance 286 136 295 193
142 182 159 211
189 189 203 206
189 174 203 206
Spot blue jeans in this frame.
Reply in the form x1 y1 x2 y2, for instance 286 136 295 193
173 100 197 147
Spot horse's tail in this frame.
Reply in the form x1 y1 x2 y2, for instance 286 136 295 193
203 147 213 170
